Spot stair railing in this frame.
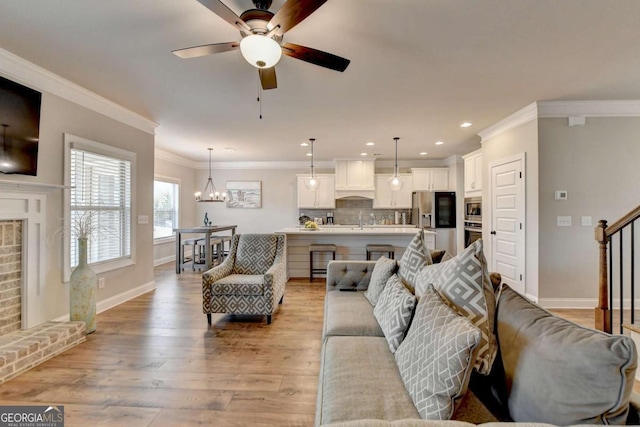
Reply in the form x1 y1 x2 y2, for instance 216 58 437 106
595 204 640 333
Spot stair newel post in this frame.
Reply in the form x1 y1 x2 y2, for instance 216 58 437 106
595 219 611 333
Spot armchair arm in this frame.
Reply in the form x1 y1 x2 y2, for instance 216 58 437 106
202 257 234 314
326 260 376 292
264 247 287 306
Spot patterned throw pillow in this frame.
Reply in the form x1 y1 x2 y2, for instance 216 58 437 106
398 230 433 292
415 239 497 375
364 256 397 306
395 284 481 420
373 274 417 353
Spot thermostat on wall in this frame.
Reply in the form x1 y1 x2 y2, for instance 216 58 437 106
554 190 568 200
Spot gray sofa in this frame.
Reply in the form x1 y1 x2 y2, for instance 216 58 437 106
316 259 640 427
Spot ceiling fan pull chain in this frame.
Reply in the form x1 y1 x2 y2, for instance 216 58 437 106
257 76 263 120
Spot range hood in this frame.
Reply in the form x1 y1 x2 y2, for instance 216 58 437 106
335 191 374 200
334 159 376 200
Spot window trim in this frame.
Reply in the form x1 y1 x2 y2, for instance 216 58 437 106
63 133 137 282
153 174 180 241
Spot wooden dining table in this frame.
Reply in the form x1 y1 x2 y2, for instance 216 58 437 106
173 225 237 273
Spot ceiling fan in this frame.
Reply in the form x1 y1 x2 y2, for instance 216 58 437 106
172 0 351 90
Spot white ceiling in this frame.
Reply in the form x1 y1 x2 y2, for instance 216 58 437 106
1 0 640 163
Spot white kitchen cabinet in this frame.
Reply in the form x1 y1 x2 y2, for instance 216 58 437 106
373 174 413 208
297 174 335 208
334 159 375 191
411 168 449 191
462 149 482 196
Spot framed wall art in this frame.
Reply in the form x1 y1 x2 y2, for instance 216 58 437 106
226 180 262 208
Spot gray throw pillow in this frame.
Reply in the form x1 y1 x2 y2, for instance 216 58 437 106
364 256 397 306
415 239 497 376
373 274 417 353
395 284 481 420
497 285 637 425
398 230 433 293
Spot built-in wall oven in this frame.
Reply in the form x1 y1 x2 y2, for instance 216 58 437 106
464 197 482 248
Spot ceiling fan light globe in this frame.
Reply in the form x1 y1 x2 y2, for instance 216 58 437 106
240 35 282 69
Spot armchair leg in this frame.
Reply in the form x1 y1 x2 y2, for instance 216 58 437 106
206 313 211 325
266 315 272 325
279 295 284 305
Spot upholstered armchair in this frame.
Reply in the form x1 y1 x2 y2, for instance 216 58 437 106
202 233 286 325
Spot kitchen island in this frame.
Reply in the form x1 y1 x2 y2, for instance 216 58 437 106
277 226 435 279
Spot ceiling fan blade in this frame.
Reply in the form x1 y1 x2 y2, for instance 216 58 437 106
268 0 327 36
196 0 251 33
172 42 239 59
281 42 350 72
259 67 278 90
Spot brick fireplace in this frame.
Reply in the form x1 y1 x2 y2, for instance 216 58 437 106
0 181 86 383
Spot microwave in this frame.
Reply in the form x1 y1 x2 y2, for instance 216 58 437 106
464 197 482 221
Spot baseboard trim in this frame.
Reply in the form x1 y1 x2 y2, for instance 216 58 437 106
154 256 175 267
53 280 156 322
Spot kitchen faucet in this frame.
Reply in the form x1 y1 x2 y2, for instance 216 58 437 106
370 213 375 225
358 211 363 230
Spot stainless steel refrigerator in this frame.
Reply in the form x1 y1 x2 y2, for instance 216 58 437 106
411 191 457 253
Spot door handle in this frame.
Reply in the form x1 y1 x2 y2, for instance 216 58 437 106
490 231 497 235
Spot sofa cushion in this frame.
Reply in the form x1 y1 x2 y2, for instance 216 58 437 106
210 274 264 296
395 285 481 421
373 274 417 353
233 234 278 275
323 291 384 339
365 256 398 306
398 230 433 292
497 285 637 425
316 336 421 426
415 239 496 375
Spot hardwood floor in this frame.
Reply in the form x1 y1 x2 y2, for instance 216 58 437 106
0 264 632 425
0 264 326 427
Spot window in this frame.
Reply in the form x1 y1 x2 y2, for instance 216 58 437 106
154 179 179 239
64 134 135 280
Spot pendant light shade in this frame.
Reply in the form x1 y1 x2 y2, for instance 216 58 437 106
304 138 320 190
240 35 282 69
388 137 403 191
195 148 226 203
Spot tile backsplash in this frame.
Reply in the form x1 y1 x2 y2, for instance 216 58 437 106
299 199 411 225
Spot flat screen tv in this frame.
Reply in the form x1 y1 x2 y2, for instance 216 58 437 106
0 75 41 176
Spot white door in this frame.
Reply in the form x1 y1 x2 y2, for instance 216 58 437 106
490 155 525 295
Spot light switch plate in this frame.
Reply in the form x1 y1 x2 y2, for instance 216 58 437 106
137 215 149 224
555 190 568 200
581 216 592 227
557 216 572 227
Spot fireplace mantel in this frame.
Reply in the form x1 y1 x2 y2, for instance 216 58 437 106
0 179 71 193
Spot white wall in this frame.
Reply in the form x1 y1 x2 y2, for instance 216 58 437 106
481 119 540 299
537 117 640 304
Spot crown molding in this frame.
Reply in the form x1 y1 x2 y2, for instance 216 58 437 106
0 48 158 135
478 102 538 142
195 160 336 170
155 149 196 168
537 100 640 118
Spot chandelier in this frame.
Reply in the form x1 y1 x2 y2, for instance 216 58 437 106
195 148 226 203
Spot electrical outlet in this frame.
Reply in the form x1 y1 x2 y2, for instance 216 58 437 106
98 278 105 289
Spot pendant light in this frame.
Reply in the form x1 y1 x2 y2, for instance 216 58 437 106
388 137 403 191
194 148 226 203
305 138 320 190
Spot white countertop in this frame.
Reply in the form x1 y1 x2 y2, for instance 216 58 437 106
277 226 433 235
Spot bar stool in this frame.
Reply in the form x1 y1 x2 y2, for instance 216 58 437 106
181 237 204 271
309 243 336 281
366 244 395 260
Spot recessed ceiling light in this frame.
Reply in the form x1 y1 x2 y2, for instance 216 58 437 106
460 122 472 128
360 152 368 156
435 141 444 146
306 152 312 157
366 142 375 146
224 147 235 152
419 152 428 156
300 142 309 147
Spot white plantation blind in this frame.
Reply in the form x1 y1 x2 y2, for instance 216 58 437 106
69 147 132 268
